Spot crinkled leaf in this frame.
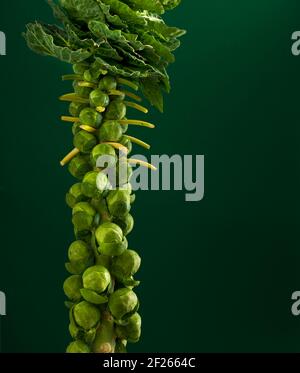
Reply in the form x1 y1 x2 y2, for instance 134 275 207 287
139 32 174 63
59 0 105 22
94 56 152 78
24 23 91 63
97 1 127 28
121 0 165 14
100 0 146 26
140 76 164 112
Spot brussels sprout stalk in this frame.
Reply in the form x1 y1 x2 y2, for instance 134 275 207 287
24 0 185 354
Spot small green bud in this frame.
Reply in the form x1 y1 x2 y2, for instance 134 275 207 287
68 154 92 180
66 183 87 208
73 301 101 330
116 313 141 343
105 100 126 120
96 172 110 194
116 160 133 186
111 250 141 281
83 265 111 294
90 89 110 108
99 75 117 91
120 136 132 153
72 121 82 135
113 214 134 236
73 63 88 75
82 171 99 198
73 81 91 98
79 107 103 128
108 288 138 320
66 340 90 353
84 69 99 82
91 143 116 167
63 275 82 302
69 102 88 117
74 130 97 153
72 202 96 217
106 189 131 217
99 120 123 142
95 222 127 256
72 202 96 231
68 240 91 263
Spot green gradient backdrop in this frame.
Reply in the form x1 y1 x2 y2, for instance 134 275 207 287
0 0 300 352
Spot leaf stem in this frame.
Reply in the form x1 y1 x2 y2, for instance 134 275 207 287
119 119 155 129
60 148 80 166
124 101 148 114
122 90 142 102
78 81 97 88
128 158 157 171
61 116 80 123
80 125 97 133
123 135 150 150
117 78 139 91
62 74 82 81
59 93 89 104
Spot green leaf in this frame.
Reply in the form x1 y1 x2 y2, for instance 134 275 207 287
97 1 127 28
121 0 165 14
159 0 181 10
24 23 91 63
59 0 105 22
140 77 164 112
100 0 146 26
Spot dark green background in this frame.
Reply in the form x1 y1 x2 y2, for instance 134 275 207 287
0 0 300 352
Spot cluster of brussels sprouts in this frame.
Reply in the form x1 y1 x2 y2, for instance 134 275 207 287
62 62 146 353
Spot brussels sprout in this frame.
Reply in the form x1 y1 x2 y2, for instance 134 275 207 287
68 154 92 180
73 63 88 75
71 121 82 136
108 288 138 320
79 108 103 128
63 275 82 302
66 340 90 353
111 250 141 282
115 313 141 343
74 130 97 154
84 69 100 82
99 75 117 91
116 160 133 186
90 89 110 108
105 100 126 120
69 102 88 117
73 301 101 330
68 240 91 263
81 171 102 198
106 189 131 217
72 201 96 231
80 288 108 305
72 201 96 217
73 81 91 98
83 265 111 294
120 136 132 154
113 213 134 236
67 240 93 274
91 143 116 167
66 183 88 208
73 228 92 244
95 222 128 256
96 172 110 194
99 120 123 142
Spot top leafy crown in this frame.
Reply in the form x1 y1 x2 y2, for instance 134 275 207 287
23 0 185 112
